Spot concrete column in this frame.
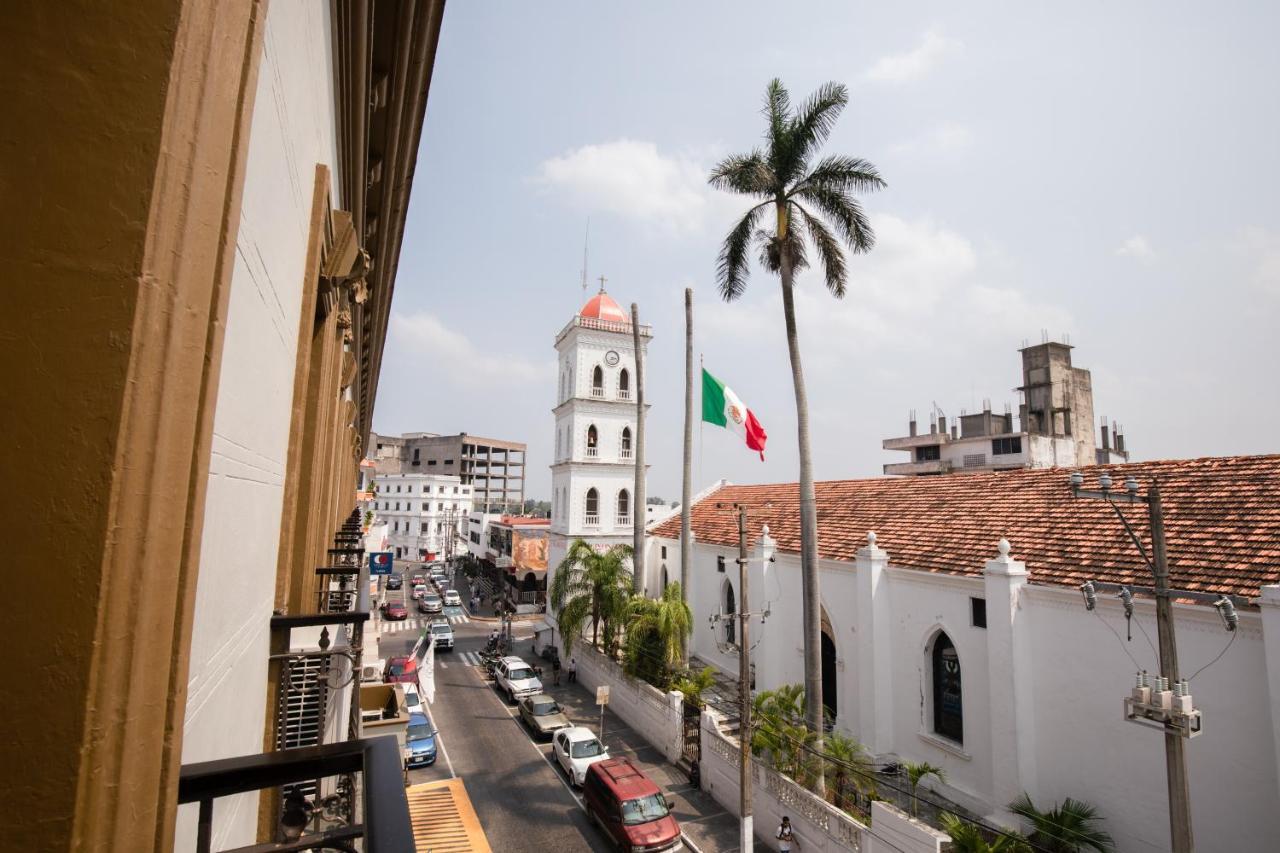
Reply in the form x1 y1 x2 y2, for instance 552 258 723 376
1259 584 1280 805
983 538 1037 817
855 532 894 753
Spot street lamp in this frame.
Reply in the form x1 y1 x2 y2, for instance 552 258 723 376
1068 472 1195 852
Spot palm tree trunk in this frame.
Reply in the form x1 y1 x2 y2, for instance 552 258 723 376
592 597 599 647
631 302 646 594
779 239 826 796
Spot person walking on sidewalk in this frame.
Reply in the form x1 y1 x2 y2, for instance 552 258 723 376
566 657 577 683
777 816 796 852
552 658 561 686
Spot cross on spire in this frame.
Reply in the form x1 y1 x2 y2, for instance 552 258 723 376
597 274 607 293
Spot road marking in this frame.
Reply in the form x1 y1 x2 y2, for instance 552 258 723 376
494 682 588 813
420 690 456 779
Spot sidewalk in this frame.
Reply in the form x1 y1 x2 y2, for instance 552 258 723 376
541 672 757 851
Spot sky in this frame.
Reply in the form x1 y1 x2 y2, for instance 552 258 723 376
373 1 1280 502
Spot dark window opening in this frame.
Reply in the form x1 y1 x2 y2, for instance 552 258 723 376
971 597 987 628
932 632 963 744
716 555 725 573
992 436 1023 455
916 445 941 461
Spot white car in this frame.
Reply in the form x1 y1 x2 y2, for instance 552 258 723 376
493 656 542 702
553 726 610 786
442 589 462 607
401 682 425 717
410 584 427 600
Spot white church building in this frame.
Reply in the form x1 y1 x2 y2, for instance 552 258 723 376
647 454 1280 853
548 286 650 575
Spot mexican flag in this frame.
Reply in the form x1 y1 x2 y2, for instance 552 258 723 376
702 368 767 460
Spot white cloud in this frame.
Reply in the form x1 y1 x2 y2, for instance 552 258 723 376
1116 235 1155 262
387 311 552 384
864 30 961 83
533 139 738 233
890 122 974 157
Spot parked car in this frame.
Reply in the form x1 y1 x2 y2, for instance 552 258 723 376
402 682 425 717
418 593 443 614
385 574 403 590
403 711 438 768
553 726 610 786
518 694 572 738
381 602 407 621
383 655 418 684
442 589 462 607
583 758 681 852
410 584 428 600
428 620 454 651
493 656 542 703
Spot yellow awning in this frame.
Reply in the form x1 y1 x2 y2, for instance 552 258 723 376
405 777 492 852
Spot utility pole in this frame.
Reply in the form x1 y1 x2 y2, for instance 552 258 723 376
736 503 753 852
1149 483 1193 853
681 288 694 653
631 302 646 595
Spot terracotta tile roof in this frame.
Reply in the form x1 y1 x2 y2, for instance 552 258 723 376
650 455 1280 599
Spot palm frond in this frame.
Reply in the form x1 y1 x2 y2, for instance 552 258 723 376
793 184 876 255
762 78 793 170
708 151 775 197
715 203 767 300
795 203 847 297
786 82 849 177
796 154 886 195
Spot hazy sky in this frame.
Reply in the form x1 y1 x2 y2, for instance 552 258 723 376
373 1 1280 501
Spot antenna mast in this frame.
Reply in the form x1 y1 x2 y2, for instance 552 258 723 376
580 217 591 296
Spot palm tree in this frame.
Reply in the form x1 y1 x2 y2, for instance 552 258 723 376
1009 794 1115 853
709 79 885 783
751 684 814 780
822 730 876 814
626 582 693 668
901 760 946 817
941 814 1032 853
672 665 716 709
549 539 633 653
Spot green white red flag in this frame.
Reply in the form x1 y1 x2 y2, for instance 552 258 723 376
702 368 767 460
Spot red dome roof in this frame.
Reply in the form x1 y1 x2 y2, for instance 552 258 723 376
579 290 628 323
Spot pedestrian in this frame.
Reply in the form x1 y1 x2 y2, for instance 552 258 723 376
567 657 577 683
552 658 561 686
777 816 796 852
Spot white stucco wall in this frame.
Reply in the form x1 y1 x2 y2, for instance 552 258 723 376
666 530 1279 853
176 3 341 849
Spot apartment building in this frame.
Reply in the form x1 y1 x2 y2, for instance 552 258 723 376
373 472 473 561
370 431 527 512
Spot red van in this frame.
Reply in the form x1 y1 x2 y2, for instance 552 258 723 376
582 757 682 852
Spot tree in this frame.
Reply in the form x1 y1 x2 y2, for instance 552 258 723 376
823 730 876 814
672 666 716 708
623 582 693 685
548 539 633 653
902 761 945 817
710 78 885 789
941 814 1032 853
1009 794 1115 853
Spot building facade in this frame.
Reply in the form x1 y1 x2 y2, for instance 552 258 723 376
3 2 443 849
369 431 527 512
649 455 1280 853
487 516 552 610
884 340 1131 475
370 472 473 562
547 287 651 580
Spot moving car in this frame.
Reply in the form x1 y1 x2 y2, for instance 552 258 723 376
442 589 462 607
583 758 681 852
418 593 443 614
518 694 571 739
386 574 403 590
381 602 408 621
410 584 428 601
493 656 542 703
383 656 418 684
553 726 610 786
410 574 427 587
403 711 438 768
428 620 454 651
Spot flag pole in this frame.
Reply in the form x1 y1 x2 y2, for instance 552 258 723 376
680 288 694 664
631 302 646 596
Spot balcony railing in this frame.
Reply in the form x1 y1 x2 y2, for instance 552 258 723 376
620 448 633 460
616 514 631 526
586 446 599 458
590 386 605 398
618 389 631 400
178 736 413 853
584 513 600 526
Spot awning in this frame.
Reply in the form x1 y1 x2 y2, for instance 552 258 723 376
532 619 555 635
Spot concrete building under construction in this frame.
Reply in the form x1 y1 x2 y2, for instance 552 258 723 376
883 340 1130 476
368 431 526 512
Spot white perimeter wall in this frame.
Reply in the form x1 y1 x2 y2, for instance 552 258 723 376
663 531 1280 853
176 2 341 848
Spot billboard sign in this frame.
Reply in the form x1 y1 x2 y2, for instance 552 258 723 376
369 551 394 576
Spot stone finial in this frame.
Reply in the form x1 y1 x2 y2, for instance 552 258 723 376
997 538 1011 557
867 531 877 546
762 524 770 537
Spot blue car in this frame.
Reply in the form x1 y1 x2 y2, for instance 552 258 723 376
404 711 437 768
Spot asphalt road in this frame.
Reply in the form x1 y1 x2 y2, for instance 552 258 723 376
374 569 612 851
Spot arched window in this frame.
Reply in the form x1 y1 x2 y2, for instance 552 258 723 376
617 489 630 524
722 580 736 645
585 488 599 524
619 367 631 399
931 631 963 744
620 426 632 459
591 365 604 397
586 424 598 457
662 565 669 591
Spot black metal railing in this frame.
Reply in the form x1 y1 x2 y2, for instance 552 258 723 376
178 736 412 853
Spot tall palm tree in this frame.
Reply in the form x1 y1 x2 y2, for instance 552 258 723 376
1009 794 1115 853
941 814 1032 853
549 539 633 653
627 582 693 667
822 730 876 813
902 760 946 817
709 79 885 784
